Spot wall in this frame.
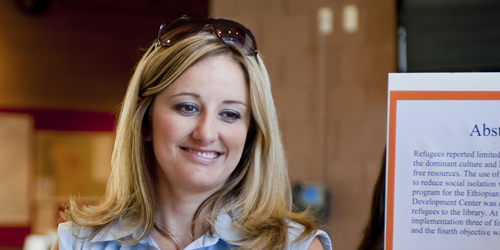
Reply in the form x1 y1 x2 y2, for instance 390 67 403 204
210 1 396 249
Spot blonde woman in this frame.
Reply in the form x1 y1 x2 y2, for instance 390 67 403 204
53 16 332 250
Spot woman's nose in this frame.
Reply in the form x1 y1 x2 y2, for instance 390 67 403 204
192 113 218 144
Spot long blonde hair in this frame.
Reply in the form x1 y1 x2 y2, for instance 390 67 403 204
62 32 317 249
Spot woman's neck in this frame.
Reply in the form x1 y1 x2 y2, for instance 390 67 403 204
153 180 214 249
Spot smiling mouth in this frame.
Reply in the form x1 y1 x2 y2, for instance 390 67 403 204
182 147 222 159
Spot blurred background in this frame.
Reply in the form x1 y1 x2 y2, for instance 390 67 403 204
0 0 499 249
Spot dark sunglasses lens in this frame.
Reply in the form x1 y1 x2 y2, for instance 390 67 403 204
158 18 205 46
157 17 257 56
212 20 257 55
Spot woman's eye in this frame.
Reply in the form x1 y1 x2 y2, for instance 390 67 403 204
175 103 198 114
220 110 241 122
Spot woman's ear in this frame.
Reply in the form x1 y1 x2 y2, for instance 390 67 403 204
144 133 152 142
142 104 153 142
143 118 152 141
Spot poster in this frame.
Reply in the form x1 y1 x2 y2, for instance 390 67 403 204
0 113 33 225
0 109 115 235
386 73 500 250
36 131 112 198
33 131 113 233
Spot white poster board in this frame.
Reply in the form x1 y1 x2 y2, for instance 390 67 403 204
386 73 500 250
0 113 33 225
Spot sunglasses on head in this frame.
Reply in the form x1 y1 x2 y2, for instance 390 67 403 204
155 16 258 56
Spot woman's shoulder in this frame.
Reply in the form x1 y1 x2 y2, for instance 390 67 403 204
286 220 332 250
56 221 153 249
57 221 92 249
215 211 332 250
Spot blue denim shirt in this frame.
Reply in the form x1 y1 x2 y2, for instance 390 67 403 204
57 213 332 250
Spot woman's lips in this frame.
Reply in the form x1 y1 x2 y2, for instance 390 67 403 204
181 147 222 159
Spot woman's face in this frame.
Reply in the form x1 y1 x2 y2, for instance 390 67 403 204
148 54 251 195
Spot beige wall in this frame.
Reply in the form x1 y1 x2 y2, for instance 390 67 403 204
210 1 396 249
0 1 166 111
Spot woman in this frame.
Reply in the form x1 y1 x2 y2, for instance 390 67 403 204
53 16 331 250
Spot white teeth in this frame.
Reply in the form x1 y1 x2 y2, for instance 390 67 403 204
187 148 218 159
198 152 216 159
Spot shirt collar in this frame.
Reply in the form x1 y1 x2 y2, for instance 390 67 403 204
90 221 141 243
213 212 243 242
88 211 243 246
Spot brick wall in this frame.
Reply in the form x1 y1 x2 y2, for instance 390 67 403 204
211 1 396 249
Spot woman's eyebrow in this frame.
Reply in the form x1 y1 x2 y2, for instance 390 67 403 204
223 100 247 107
171 92 200 98
171 92 247 107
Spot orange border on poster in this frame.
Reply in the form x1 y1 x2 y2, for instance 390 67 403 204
385 91 500 250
